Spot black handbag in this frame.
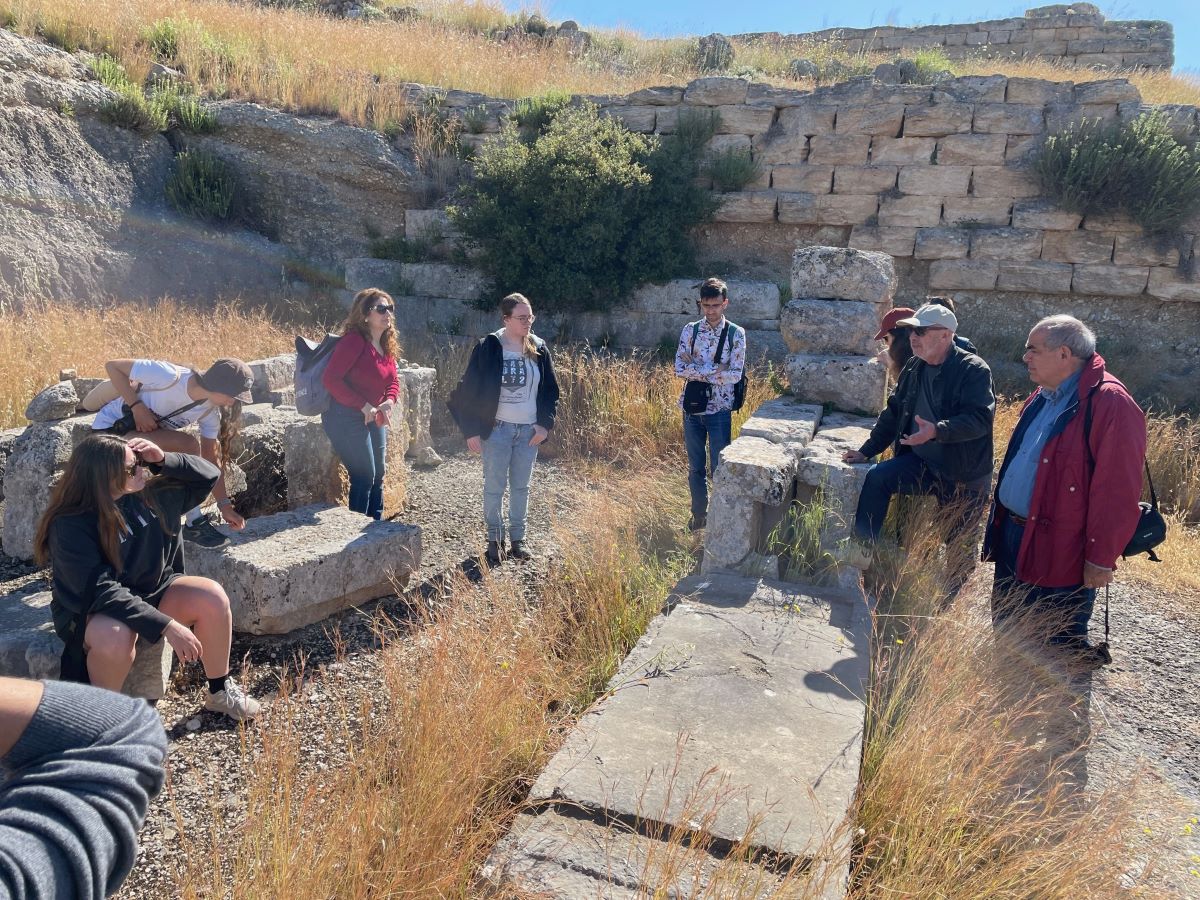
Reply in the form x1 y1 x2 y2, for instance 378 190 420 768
107 397 204 436
682 379 711 414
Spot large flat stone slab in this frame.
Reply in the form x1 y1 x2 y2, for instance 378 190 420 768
795 413 877 544
529 573 868 861
737 397 823 446
0 590 173 699
186 504 420 634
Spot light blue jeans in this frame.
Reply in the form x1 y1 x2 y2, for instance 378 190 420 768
482 422 539 543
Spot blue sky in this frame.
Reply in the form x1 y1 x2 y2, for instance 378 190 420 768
533 1 1200 76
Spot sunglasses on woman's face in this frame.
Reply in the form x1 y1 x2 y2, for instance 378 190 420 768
125 460 144 477
370 304 395 314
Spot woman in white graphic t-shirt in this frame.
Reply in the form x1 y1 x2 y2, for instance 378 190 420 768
91 358 254 549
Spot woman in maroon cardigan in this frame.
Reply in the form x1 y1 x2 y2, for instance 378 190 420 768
321 288 401 520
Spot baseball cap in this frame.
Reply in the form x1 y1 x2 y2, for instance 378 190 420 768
873 307 916 341
197 358 254 403
895 303 958 332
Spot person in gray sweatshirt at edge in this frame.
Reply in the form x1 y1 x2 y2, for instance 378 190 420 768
0 676 167 899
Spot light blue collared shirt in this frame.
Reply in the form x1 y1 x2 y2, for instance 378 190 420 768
997 368 1084 519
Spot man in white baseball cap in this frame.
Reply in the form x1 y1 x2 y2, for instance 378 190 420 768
841 303 996 601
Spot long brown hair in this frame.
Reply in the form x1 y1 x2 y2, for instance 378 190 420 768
33 434 166 571
339 288 400 360
886 327 914 379
500 293 538 358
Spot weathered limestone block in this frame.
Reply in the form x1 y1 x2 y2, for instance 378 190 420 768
770 164 832 193
404 208 455 243
248 355 296 403
344 257 406 295
0 591 173 699
1081 212 1141 232
1073 79 1140 104
915 227 970 259
970 165 1041 198
737 398 822 446
1013 199 1082 230
878 195 944 227
397 364 436 454
833 104 905 136
1005 133 1043 163
848 225 917 257
942 197 1012 226
0 427 22 502
785 354 887 416
1040 230 1115 263
627 86 683 105
629 279 781 319
997 260 1073 292
24 382 79 422
929 259 1000 290
1147 268 1200 302
832 166 898 195
903 102 974 137
933 74 1008 103
707 133 751 155
969 227 1044 260
283 419 343 509
777 192 878 226
781 300 885 356
604 105 656 132
1005 77 1073 106
870 136 936 165
1113 234 1180 267
795 413 876 541
714 192 777 223
682 76 749 106
898 164 971 196
790 246 897 304
401 263 486 300
703 437 799 572
807 134 871 166
1071 264 1149 296
711 104 775 134
187 504 421 634
972 103 1045 134
936 133 1007 165
777 102 838 134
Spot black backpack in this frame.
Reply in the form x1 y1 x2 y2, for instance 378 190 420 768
689 321 747 412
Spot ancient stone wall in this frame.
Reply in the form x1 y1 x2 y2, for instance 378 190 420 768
734 4 1174 71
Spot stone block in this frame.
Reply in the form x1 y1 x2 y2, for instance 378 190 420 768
833 104 905 136
969 165 1041 198
1071 264 1148 296
969 227 1043 259
703 437 799 571
397 364 436 454
1046 101 1117 132
604 105 656 132
878 195 944 227
1073 79 1140 104
1040 230 1114 263
187 504 420 634
833 165 898 194
771 164 833 193
933 74 1008 103
777 102 838 135
707 133 752 155
714 191 778 223
1005 133 1043 163
1005 77 1074 105
712 104 775 134
1081 212 1141 232
898 165 971 196
401 262 486 300
24 381 79 422
929 259 1000 290
627 85 683 105
743 329 789 364
652 105 679 133
1013 199 1082 230
0 591 173 699
1147 268 1200 302
737 398 823 446
404 208 455 244
0 427 22 502
795 413 876 534
1113 234 1180 267
997 260 1073 292
784 354 888 416
683 77 750 106
942 197 1012 226
629 279 781 320
936 133 1007 165
903 102 974 137
972 102 1045 134
344 257 407 295
807 135 871 166
781 300 885 356
870 136 936 165
790 246 897 304
777 193 879 227
915 227 970 259
848 225 917 256
283 419 343 509
247 355 296 403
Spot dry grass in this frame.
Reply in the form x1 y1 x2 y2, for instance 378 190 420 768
3 0 1198 128
0 298 296 428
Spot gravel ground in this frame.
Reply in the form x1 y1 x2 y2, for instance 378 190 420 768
1 451 1197 897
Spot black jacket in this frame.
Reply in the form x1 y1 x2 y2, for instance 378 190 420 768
447 333 560 441
48 452 220 682
859 344 995 483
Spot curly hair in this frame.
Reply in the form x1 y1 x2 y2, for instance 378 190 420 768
339 288 400 360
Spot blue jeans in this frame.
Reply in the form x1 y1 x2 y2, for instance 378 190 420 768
683 409 732 523
482 422 539 543
991 515 1095 650
322 401 386 520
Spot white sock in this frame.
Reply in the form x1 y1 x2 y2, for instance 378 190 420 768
185 507 203 526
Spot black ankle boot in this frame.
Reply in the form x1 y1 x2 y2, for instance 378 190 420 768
485 540 503 566
509 540 532 561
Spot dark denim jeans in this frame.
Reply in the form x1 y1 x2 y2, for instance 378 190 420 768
991 514 1096 650
683 409 732 524
322 401 387 520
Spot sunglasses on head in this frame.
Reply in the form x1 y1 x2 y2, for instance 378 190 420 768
370 304 394 314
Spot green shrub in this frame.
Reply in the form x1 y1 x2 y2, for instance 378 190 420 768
141 18 180 62
450 102 719 312
461 104 491 135
509 90 572 135
1036 112 1200 235
91 54 131 90
100 87 169 133
909 47 955 83
165 150 236 223
706 146 761 191
171 95 218 133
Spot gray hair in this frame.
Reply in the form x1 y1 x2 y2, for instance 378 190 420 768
1033 315 1096 359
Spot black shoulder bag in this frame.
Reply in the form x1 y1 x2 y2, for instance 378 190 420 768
108 397 205 436
684 322 747 414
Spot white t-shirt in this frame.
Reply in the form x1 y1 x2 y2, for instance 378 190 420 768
494 336 540 426
92 360 220 439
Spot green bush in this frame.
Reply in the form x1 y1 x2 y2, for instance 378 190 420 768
450 102 718 312
1036 112 1200 235
91 54 131 90
165 150 236 224
706 146 761 191
141 19 181 62
509 90 572 135
100 88 169 133
909 47 955 83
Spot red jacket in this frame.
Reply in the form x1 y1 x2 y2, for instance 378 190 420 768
983 353 1146 588
322 330 399 410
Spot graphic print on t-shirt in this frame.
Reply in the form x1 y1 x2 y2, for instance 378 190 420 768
500 355 532 403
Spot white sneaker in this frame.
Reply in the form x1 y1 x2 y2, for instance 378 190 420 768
203 678 261 722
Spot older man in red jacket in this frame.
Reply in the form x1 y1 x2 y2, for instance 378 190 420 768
984 314 1147 652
